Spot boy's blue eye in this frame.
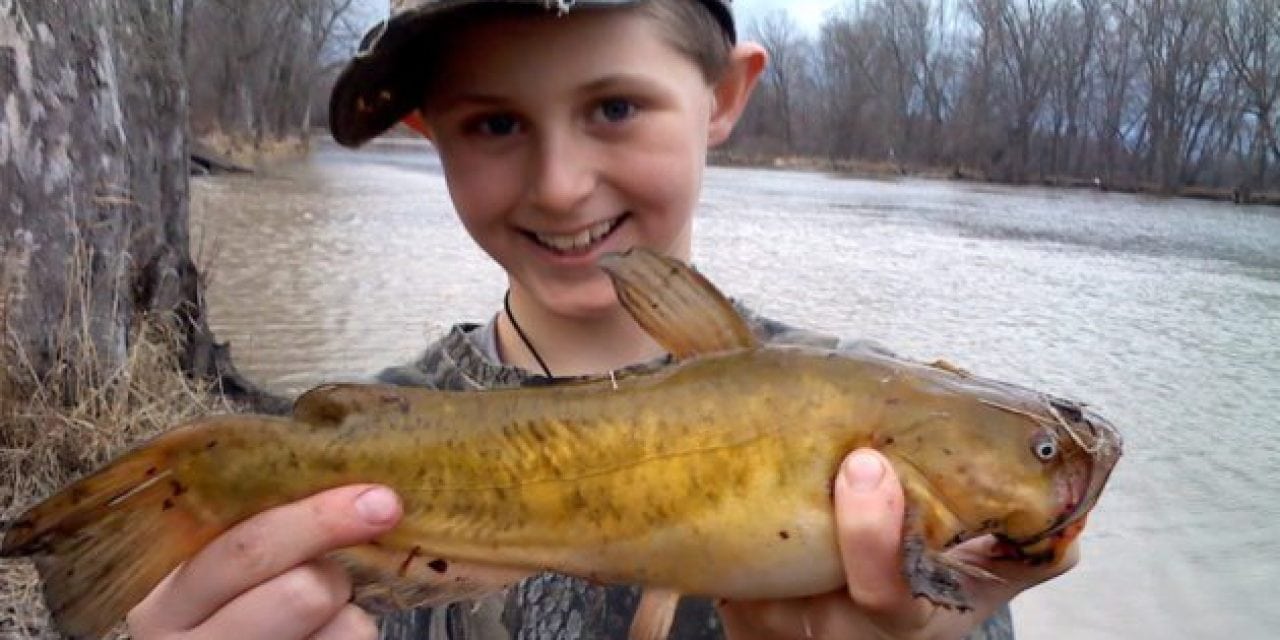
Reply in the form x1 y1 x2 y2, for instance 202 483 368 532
597 98 636 123
477 114 520 136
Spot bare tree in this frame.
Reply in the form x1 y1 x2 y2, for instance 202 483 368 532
183 0 360 144
1089 0 1143 183
966 0 1057 181
1215 0 1280 189
1044 0 1101 176
749 11 809 153
1115 0 1218 188
951 0 1003 173
816 10 881 159
917 0 961 165
863 0 936 164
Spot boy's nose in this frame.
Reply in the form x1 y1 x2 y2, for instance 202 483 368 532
527 131 597 215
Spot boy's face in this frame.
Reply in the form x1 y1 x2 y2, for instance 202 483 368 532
420 8 756 319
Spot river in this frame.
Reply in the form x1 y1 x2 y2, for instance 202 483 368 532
192 139 1280 640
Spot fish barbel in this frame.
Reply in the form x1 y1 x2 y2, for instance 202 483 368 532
1 249 1122 639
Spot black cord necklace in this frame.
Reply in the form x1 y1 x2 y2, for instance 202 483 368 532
503 290 553 377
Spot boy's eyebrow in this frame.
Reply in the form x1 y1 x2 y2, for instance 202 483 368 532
578 73 661 94
433 73 665 112
434 93 511 111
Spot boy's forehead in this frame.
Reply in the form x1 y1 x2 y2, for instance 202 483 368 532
329 0 735 148
436 12 682 73
430 23 709 107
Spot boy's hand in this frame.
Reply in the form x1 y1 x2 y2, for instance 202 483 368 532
126 485 402 640
718 449 1079 640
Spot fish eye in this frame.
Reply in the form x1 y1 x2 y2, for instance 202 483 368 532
1032 434 1059 462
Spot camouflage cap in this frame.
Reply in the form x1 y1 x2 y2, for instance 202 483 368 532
328 0 735 147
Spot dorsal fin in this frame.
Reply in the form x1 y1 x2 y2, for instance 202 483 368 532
598 248 758 360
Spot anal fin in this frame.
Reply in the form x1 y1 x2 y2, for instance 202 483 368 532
329 543 532 613
628 587 681 640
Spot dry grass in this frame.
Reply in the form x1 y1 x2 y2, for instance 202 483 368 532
0 233 232 638
707 150 927 180
197 130 308 166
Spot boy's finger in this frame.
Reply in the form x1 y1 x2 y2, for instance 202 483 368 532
140 484 401 631
307 603 380 640
190 558 353 640
833 450 929 626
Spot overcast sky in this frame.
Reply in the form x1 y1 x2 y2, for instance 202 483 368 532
353 1 844 35
732 0 842 33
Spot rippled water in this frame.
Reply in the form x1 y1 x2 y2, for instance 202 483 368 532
193 140 1280 640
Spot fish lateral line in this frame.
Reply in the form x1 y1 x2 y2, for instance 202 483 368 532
393 423 797 494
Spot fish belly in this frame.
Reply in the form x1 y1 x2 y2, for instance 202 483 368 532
378 403 855 598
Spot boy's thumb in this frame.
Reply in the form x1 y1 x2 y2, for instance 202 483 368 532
354 486 402 526
834 449 914 616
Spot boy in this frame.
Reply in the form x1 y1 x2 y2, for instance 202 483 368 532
126 1 1075 638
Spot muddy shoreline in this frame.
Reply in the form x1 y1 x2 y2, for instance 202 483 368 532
708 150 1280 208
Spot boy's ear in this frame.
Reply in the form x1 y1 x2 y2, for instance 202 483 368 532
707 43 767 147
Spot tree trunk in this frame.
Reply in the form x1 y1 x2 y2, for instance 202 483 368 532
1 0 192 378
0 0 282 412
177 0 193 67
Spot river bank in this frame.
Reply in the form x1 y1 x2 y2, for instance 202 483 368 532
709 149 1280 207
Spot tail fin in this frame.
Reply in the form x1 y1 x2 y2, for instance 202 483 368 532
1 416 284 638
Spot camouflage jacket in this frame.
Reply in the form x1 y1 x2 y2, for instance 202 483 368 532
373 312 1015 640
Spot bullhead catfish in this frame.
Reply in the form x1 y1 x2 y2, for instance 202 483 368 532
1 248 1122 639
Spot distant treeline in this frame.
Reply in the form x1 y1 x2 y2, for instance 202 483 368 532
171 0 1279 195
734 0 1279 193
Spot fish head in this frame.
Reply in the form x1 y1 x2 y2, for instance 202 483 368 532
879 378 1122 561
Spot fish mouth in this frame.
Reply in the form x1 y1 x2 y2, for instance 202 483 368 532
524 214 628 255
1008 400 1123 549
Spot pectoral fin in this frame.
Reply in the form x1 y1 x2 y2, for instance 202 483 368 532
598 248 757 360
628 587 682 640
901 507 972 611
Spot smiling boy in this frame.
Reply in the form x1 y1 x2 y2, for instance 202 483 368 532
124 1 1074 638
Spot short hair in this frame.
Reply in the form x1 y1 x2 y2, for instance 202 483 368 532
636 0 734 83
420 0 733 105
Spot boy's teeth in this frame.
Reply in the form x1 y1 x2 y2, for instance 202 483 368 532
534 219 618 252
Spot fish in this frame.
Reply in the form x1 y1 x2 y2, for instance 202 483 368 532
0 248 1122 639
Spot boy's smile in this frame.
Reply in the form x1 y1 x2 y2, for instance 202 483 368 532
525 214 628 256
420 7 742 319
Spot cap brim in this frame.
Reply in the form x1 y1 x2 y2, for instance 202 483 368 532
328 4 447 147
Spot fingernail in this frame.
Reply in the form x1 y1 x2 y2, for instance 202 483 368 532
355 486 399 525
842 451 885 492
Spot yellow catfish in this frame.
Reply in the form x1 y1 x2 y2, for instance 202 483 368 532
1 248 1122 639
